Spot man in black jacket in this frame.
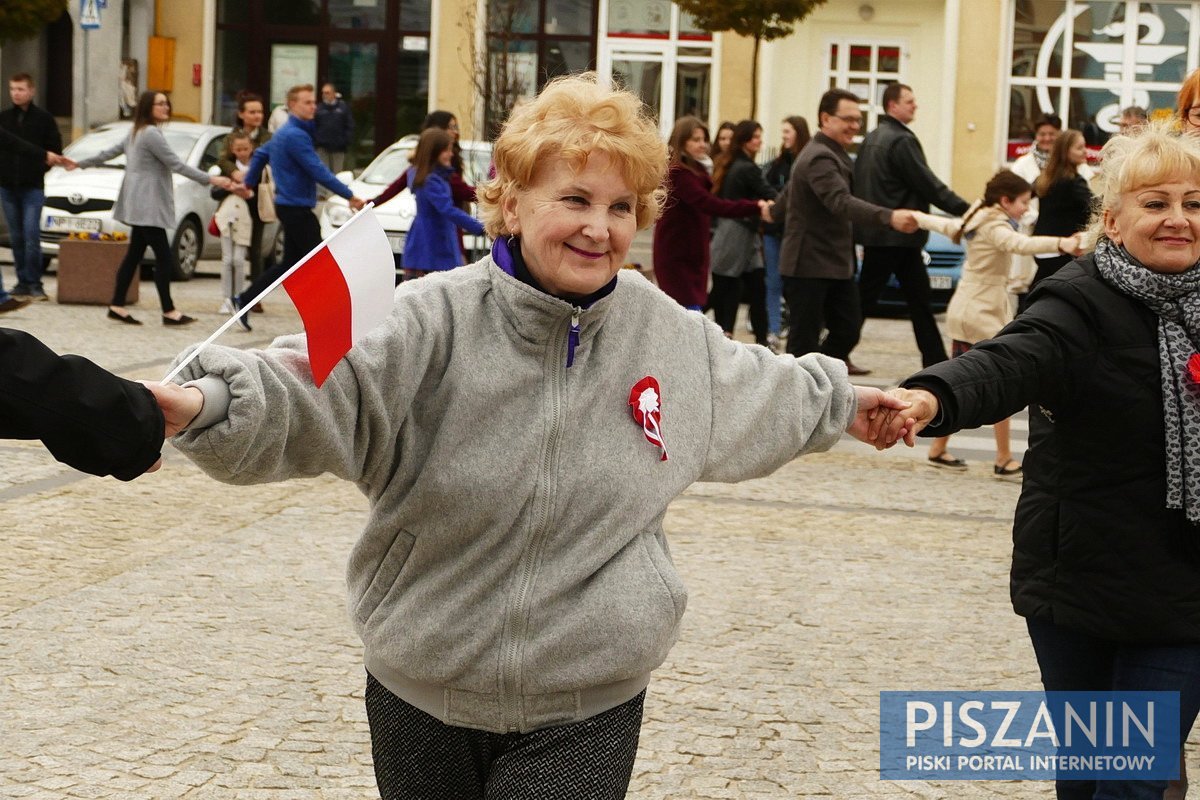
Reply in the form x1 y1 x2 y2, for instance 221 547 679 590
774 88 917 371
0 73 63 302
314 82 353 173
0 328 165 479
852 83 969 367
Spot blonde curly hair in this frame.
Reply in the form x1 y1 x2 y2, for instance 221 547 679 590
478 73 667 237
1085 118 1200 247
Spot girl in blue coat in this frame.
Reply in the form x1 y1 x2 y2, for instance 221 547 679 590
401 128 485 280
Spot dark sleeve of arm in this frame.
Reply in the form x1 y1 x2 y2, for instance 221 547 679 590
673 169 761 219
216 134 237 177
448 171 477 204
0 330 165 480
899 290 1094 436
41 113 63 155
809 154 892 228
741 162 777 201
371 170 409 206
892 138 970 215
0 127 47 160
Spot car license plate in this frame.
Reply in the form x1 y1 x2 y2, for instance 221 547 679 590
929 275 952 290
387 233 406 254
44 215 101 233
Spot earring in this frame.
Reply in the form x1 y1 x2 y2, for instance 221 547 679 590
508 233 518 246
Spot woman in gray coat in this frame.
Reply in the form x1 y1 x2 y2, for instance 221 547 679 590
72 91 232 325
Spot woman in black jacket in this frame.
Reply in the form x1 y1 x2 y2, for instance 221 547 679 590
882 122 1200 800
1023 128 1093 312
707 119 776 347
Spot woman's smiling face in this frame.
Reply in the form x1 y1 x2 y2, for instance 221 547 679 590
502 152 637 299
1105 180 1200 274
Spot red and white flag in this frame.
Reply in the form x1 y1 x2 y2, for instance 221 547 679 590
159 205 394 389
282 207 395 386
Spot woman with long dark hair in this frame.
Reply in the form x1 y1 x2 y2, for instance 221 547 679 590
72 91 232 325
708 119 776 347
370 109 476 209
1024 128 1092 308
400 128 485 281
708 121 735 173
762 115 810 350
653 116 768 310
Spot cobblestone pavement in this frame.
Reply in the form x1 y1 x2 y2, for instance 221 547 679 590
0 263 1192 799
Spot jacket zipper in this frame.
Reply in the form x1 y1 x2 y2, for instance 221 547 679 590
501 310 573 731
566 307 581 368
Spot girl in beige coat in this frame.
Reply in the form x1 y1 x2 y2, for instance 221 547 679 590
914 169 1080 479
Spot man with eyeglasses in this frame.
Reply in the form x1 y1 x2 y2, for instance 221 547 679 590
850 83 969 372
772 88 918 370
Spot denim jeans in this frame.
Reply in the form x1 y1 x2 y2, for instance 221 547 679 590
761 233 783 336
1026 617 1200 800
0 186 46 292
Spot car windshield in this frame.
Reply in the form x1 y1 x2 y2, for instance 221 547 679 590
358 148 414 185
64 126 199 168
358 143 493 187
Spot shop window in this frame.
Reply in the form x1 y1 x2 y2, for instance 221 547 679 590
1006 0 1200 161
824 38 907 139
329 0 387 29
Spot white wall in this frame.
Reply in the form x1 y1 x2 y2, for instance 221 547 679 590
758 0 961 190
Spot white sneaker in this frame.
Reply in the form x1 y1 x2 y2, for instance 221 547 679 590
219 298 234 314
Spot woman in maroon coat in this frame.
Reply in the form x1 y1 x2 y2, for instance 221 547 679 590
653 117 769 310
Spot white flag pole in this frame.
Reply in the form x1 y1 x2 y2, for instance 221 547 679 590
159 202 377 385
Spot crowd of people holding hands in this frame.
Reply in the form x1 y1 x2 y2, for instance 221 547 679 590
8 61 1200 798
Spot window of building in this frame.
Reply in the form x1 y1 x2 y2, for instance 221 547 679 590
214 0 430 161
483 0 598 135
597 0 714 137
823 39 907 144
1007 0 1198 160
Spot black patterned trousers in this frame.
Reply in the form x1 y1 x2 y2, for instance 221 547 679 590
365 672 645 799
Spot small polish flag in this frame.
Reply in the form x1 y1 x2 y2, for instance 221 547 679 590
158 205 395 389
282 207 395 386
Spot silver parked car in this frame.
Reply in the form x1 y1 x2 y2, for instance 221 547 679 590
319 134 492 271
40 121 280 280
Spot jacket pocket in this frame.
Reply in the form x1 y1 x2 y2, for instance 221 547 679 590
642 531 688 623
354 528 417 626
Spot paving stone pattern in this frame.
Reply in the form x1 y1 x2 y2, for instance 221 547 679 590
0 267 1192 798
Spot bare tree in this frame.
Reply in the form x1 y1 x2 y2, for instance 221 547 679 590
672 0 828 118
460 0 532 140
0 0 67 43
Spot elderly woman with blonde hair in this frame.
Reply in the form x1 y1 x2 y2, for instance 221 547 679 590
882 120 1200 800
146 73 906 798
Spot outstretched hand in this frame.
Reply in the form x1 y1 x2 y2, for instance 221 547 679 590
848 385 915 449
139 381 205 437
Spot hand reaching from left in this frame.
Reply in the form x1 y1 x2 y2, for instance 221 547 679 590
848 385 914 449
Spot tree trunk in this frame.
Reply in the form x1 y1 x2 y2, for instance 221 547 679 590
750 34 761 119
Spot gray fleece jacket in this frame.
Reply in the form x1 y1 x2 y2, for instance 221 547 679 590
171 257 856 734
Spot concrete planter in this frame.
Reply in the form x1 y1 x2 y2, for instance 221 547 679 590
55 240 137 305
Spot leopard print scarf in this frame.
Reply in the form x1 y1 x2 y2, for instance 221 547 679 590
1094 236 1200 524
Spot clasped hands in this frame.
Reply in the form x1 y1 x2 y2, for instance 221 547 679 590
851 385 940 450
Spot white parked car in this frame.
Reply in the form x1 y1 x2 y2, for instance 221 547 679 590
319 134 492 270
41 121 281 280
